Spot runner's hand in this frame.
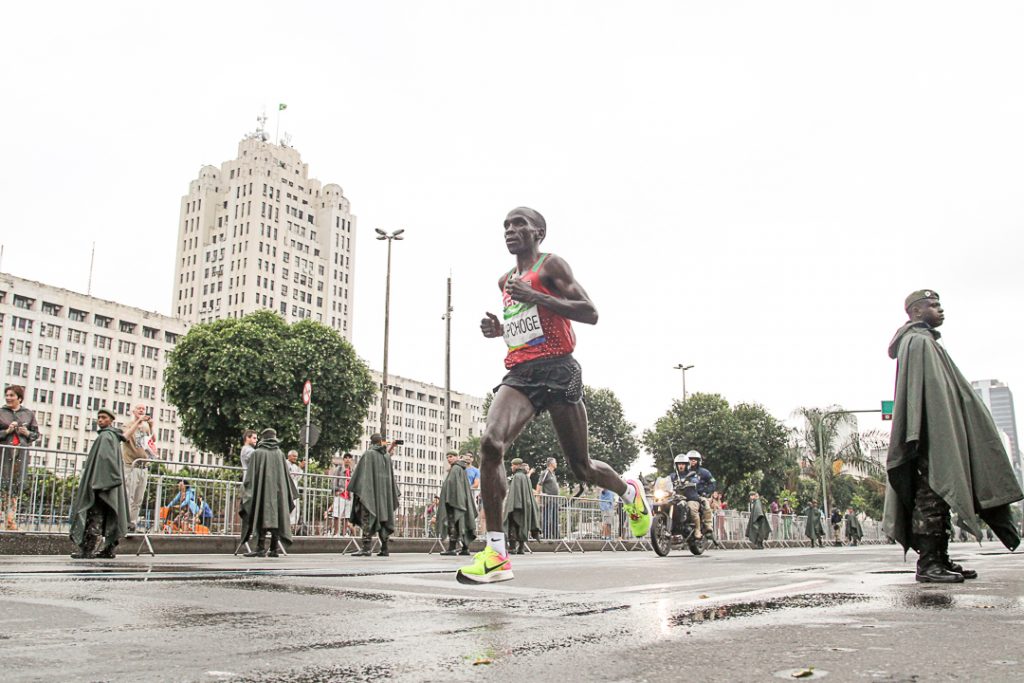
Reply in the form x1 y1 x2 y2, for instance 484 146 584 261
504 276 540 304
480 312 503 338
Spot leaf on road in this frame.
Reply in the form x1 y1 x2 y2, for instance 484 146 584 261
473 658 493 666
791 666 815 678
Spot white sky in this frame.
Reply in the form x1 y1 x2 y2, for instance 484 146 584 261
3 2 1022 471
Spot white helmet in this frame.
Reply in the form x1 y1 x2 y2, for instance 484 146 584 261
685 450 703 464
673 453 688 465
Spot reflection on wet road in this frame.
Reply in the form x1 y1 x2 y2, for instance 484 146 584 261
0 544 1021 682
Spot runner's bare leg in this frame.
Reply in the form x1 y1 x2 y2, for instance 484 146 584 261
548 402 628 497
480 386 538 533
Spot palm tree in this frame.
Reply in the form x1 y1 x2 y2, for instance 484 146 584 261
792 406 888 514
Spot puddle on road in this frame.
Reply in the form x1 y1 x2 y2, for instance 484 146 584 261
563 604 630 617
229 663 394 682
668 593 869 628
278 637 393 652
219 579 395 602
890 591 1023 611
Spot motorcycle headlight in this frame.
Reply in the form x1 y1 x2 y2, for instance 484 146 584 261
653 490 669 502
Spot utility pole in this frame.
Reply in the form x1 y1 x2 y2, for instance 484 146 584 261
443 275 453 450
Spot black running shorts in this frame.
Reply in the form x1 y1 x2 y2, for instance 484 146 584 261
494 354 583 414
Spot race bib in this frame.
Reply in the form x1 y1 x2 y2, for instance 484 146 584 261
503 301 545 350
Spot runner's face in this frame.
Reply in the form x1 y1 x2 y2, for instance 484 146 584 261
503 213 539 254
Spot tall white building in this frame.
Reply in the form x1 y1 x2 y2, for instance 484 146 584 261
357 370 486 491
0 273 214 470
172 131 357 340
972 379 1022 484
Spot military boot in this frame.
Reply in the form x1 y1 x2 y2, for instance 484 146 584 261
244 534 268 557
71 539 98 560
96 541 118 559
71 512 103 559
941 544 977 579
267 534 281 558
352 536 373 557
440 538 458 556
915 535 964 583
377 532 390 557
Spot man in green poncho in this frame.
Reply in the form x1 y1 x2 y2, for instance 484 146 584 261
804 500 825 547
69 408 130 559
239 428 297 558
745 491 772 549
503 458 541 554
349 433 400 557
844 507 863 546
438 450 477 556
883 290 1023 583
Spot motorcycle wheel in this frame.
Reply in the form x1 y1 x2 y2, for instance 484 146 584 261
687 536 706 556
650 512 672 557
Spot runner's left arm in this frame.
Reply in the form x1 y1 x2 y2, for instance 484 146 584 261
504 255 598 324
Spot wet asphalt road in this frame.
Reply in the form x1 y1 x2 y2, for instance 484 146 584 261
0 543 1022 682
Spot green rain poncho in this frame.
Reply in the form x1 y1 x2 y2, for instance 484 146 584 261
349 443 400 535
436 460 477 545
804 505 824 541
240 436 298 548
844 512 863 542
882 322 1023 551
69 426 129 548
503 468 541 542
746 498 772 545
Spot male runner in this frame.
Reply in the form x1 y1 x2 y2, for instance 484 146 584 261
456 207 651 584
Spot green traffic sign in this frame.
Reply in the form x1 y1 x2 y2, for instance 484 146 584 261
881 400 894 420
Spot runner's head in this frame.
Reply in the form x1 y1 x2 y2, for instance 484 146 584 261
504 207 546 253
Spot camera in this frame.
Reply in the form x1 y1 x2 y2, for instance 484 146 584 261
393 439 405 445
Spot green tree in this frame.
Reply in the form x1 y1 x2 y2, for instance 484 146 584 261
164 311 375 465
481 386 641 488
641 392 793 503
791 406 887 513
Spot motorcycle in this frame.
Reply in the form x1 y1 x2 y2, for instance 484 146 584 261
649 476 714 556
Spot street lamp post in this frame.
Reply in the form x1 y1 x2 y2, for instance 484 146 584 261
376 228 405 437
673 363 694 402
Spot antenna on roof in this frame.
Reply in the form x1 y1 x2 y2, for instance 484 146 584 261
86 242 96 295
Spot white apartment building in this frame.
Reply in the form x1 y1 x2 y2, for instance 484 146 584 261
0 273 215 470
357 370 486 491
172 131 357 340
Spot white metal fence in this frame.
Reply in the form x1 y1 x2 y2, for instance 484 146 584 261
1 445 889 548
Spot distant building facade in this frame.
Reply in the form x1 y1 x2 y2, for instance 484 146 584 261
357 370 486 491
0 273 214 470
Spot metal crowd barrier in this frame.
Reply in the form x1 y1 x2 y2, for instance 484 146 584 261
1 446 891 552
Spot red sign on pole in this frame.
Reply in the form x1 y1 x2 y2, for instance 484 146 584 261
302 380 312 406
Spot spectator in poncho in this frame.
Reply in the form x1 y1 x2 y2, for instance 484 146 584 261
745 491 772 549
349 433 400 557
804 500 825 547
438 450 477 556
503 458 541 554
240 428 297 558
69 408 129 559
844 507 863 546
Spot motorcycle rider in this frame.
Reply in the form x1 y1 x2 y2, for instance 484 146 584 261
669 450 716 540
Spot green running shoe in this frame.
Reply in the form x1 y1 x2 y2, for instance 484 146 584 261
622 478 652 537
455 546 514 584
